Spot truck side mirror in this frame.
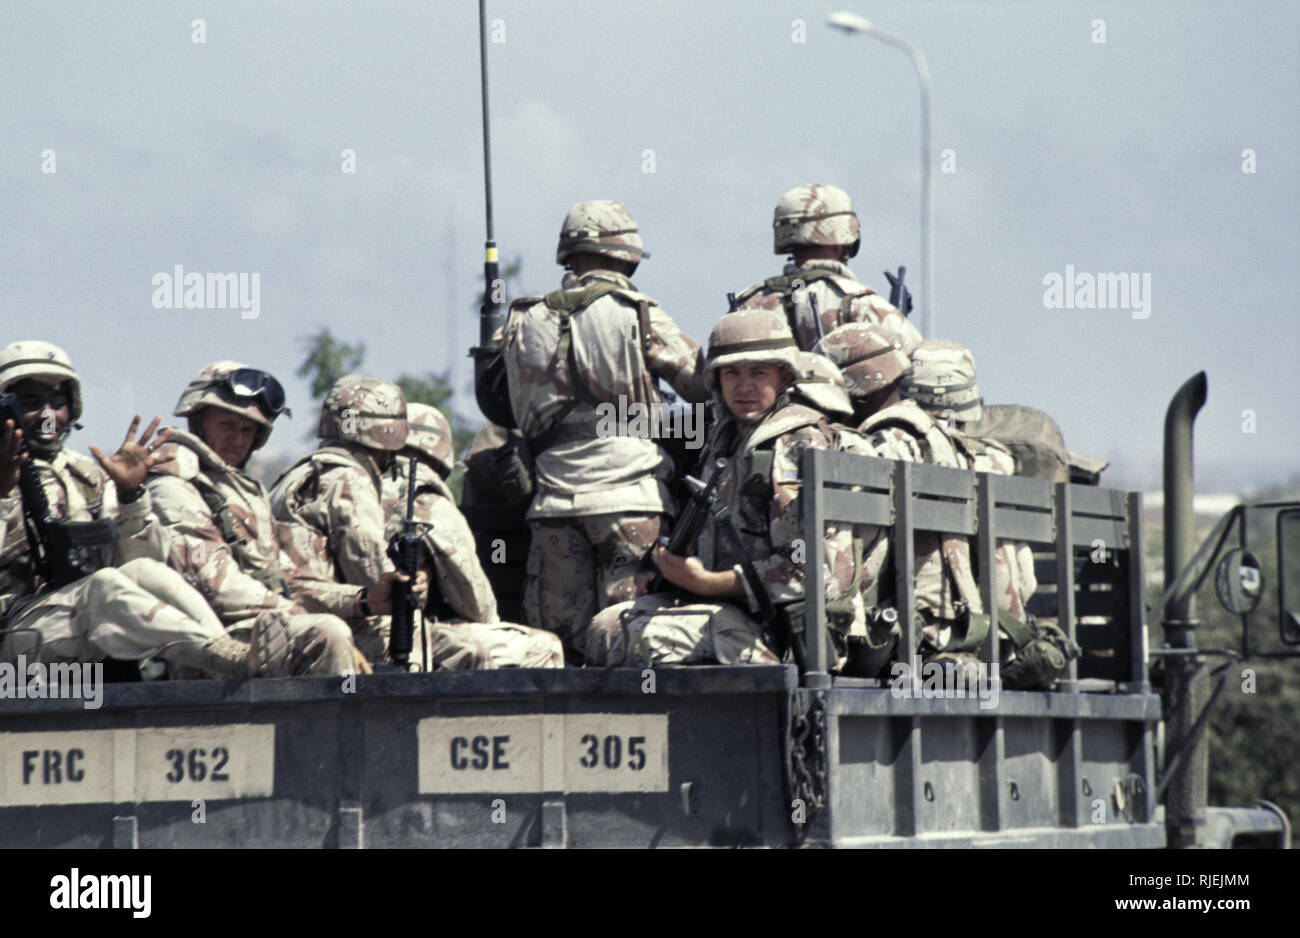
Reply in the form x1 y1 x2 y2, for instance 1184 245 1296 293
1278 508 1300 645
1215 547 1263 615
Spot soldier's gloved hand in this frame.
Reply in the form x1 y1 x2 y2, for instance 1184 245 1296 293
653 545 744 599
90 414 175 503
0 418 25 497
364 569 426 616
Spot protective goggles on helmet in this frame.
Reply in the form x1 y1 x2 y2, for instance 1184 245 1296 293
225 368 291 418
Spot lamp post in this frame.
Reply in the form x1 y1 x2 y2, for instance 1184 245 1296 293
829 12 934 338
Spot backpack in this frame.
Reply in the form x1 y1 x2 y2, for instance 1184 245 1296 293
964 404 1070 484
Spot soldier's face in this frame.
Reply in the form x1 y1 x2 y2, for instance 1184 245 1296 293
199 408 260 466
720 363 789 422
11 378 71 445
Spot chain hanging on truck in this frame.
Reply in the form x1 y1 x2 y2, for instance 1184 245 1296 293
785 688 829 840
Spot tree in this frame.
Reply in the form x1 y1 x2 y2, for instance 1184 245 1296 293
297 328 365 441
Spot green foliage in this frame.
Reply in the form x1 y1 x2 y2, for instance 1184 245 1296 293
297 328 364 399
394 372 479 499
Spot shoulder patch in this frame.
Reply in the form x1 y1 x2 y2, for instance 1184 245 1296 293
61 450 108 487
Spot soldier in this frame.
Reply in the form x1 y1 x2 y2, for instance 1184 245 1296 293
381 403 562 668
501 200 710 663
731 184 922 354
270 376 447 667
142 361 373 677
902 340 1077 688
0 341 246 678
814 324 987 667
585 308 869 670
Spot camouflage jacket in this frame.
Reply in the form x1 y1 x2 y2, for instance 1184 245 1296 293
143 429 297 625
502 269 709 518
694 397 860 618
733 259 922 354
269 443 391 618
958 433 1038 622
1 447 159 622
857 399 982 622
382 458 498 624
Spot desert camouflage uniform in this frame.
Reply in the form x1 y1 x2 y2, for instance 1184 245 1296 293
502 201 710 658
732 184 921 354
586 310 868 670
1 448 231 670
143 429 356 676
381 454 562 669
0 340 239 674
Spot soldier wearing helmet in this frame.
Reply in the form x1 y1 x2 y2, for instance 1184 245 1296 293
270 376 460 667
585 308 869 670
0 341 253 679
141 361 375 677
375 403 562 669
500 200 710 663
730 184 921 355
898 340 1077 688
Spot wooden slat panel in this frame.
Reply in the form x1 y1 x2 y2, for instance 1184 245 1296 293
991 508 1054 543
812 449 895 488
911 462 975 499
911 499 975 535
990 474 1055 510
820 489 894 526
1071 517 1130 549
1070 485 1129 519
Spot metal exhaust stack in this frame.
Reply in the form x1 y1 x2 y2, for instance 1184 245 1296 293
1162 371 1208 849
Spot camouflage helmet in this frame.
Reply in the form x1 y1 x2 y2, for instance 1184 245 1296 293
773 184 861 258
704 308 801 389
174 361 289 452
404 402 455 479
318 375 409 451
793 352 853 417
0 340 83 423
813 323 911 402
902 340 983 424
555 200 649 267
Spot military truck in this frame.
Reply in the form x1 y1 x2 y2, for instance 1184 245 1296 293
1 366 1295 848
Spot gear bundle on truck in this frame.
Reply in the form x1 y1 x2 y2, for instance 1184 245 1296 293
1 369 1295 848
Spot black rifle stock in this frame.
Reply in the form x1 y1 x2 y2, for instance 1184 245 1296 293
0 392 119 589
649 458 727 593
386 455 424 668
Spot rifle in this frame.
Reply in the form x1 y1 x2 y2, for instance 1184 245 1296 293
706 496 806 671
884 266 914 318
386 455 425 668
649 457 727 593
0 392 119 589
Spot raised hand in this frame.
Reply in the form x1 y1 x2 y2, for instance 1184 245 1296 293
1 418 25 498
90 415 174 501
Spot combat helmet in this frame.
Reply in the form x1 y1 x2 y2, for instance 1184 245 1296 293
0 340 84 424
902 340 983 424
773 184 860 258
705 308 801 389
813 323 911 403
319 375 409 451
793 351 853 417
404 402 455 479
174 361 292 452
555 200 649 268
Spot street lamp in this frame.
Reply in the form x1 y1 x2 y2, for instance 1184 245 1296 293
829 12 934 339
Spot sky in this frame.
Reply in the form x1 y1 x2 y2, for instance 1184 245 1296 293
2 0 1297 493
